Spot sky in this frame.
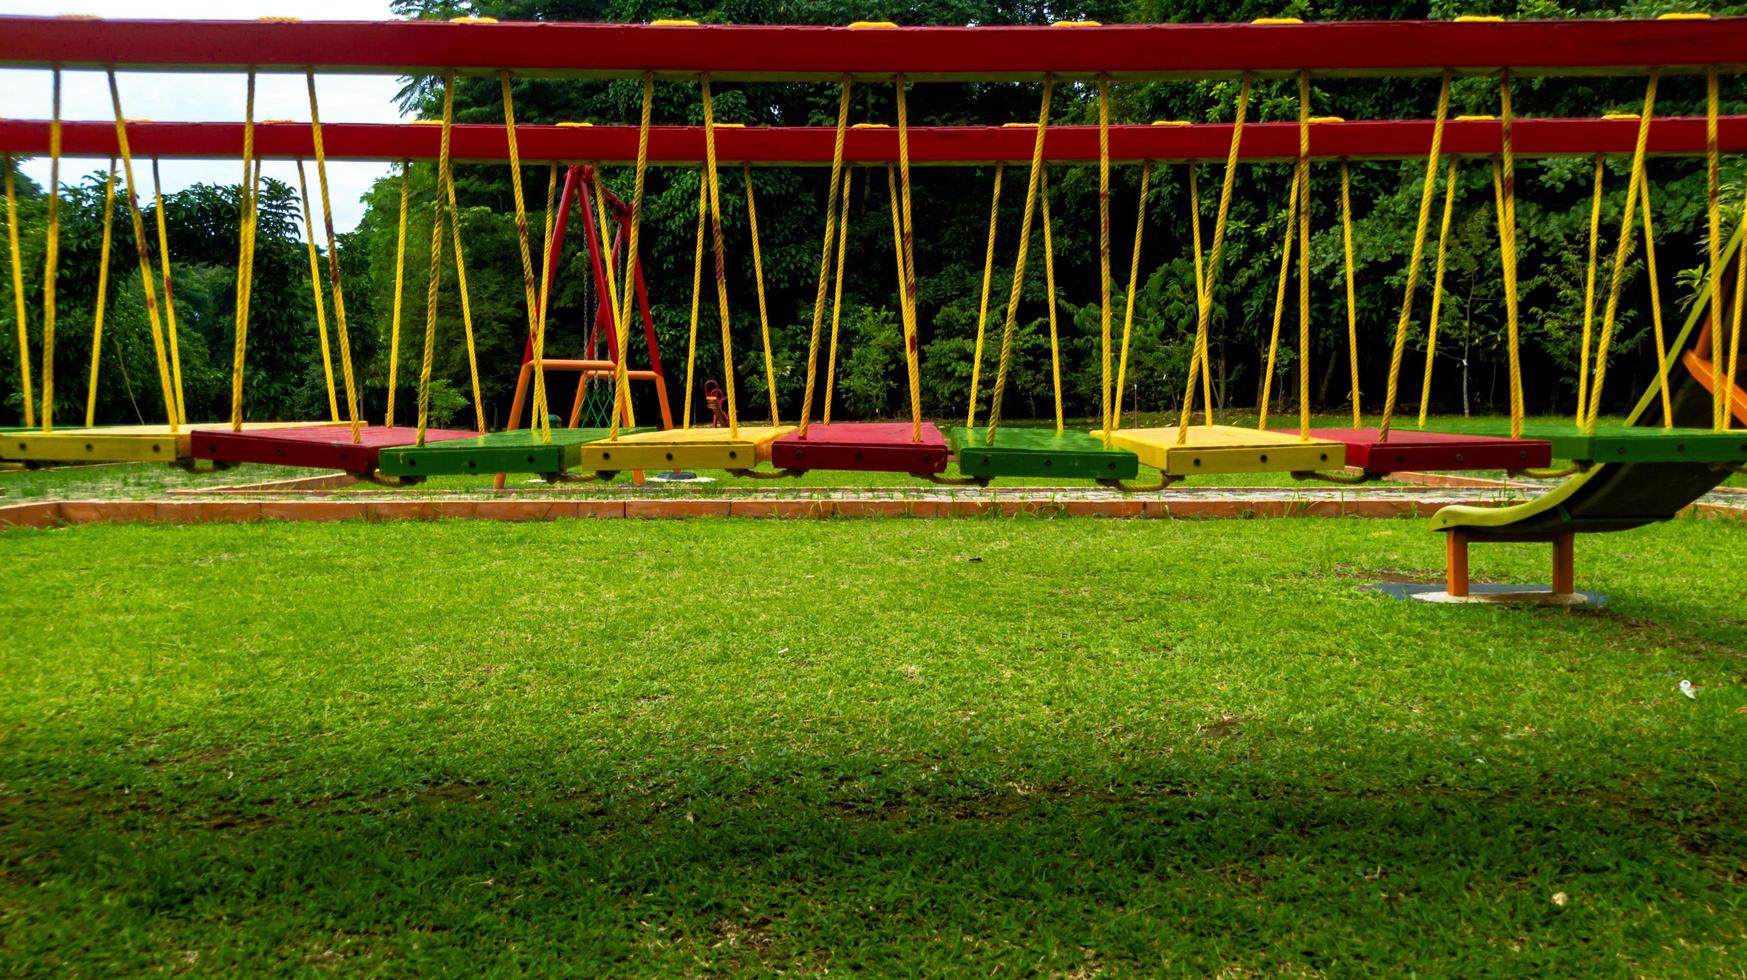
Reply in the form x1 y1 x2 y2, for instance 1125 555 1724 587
0 0 409 232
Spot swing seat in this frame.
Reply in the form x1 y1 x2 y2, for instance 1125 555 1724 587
191 424 477 475
1098 425 1343 476
769 422 949 474
1289 427 1554 473
377 426 653 478
577 425 794 472
1438 419 1747 464
2 422 341 464
949 426 1140 480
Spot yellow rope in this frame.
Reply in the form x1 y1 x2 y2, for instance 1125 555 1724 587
3 155 30 428
823 166 853 426
107 72 177 432
1041 166 1064 433
682 167 706 429
449 156 487 434
1498 72 1527 438
886 163 915 421
894 76 924 441
1638 175 1673 428
85 158 116 427
1574 154 1605 424
294 160 338 422
307 71 362 441
742 163 780 425
227 155 259 430
152 158 187 427
1295 72 1312 439
1339 161 1359 429
1186 164 1211 426
1098 76 1114 437
1177 74 1251 443
1111 160 1152 433
228 74 258 431
609 73 656 439
985 77 1054 443
1258 166 1300 431
1377 71 1451 440
1586 72 1657 435
415 72 455 446
500 71 549 438
385 161 409 426
1707 67 1724 430
591 166 626 425
965 163 1004 430
700 76 739 437
799 76 852 434
40 69 61 432
1417 159 1459 428
1730 211 1745 429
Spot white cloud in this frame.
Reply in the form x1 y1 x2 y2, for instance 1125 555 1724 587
0 0 408 232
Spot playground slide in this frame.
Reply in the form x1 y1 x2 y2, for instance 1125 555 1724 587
1429 235 1745 538
1428 371 1741 535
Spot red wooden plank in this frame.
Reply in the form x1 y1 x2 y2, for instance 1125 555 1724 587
0 16 1742 79
191 424 477 474
8 117 1747 165
1296 427 1553 473
769 422 950 473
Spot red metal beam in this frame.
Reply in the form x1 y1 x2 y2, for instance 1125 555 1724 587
0 16 1743 80
4 117 1746 165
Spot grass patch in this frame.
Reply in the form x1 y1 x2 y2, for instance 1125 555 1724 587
2 517 1744 972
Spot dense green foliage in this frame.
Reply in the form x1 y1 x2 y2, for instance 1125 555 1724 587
4 0 1746 432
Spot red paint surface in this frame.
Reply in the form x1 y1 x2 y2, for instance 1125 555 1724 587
191 425 477 474
2 16 1741 79
770 422 950 473
1293 427 1553 473
6 117 1747 165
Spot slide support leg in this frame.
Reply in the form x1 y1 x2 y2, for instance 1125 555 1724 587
1445 530 1470 597
1551 533 1575 596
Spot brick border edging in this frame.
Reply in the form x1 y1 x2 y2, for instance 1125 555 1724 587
4 495 1742 529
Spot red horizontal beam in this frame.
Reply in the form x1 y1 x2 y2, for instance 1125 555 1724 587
0 16 1742 80
3 117 1745 165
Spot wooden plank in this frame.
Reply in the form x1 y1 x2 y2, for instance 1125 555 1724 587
192 424 477 474
2 422 335 463
377 427 651 477
11 116 1747 165
948 426 1140 480
1296 427 1553 472
1443 420 1747 463
578 426 793 471
4 16 1744 80
769 422 949 473
1103 425 1342 476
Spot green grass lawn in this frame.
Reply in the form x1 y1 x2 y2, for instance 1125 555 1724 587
2 517 1744 973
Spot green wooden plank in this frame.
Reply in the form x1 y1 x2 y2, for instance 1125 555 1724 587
1441 420 1747 463
377 428 651 476
947 426 1140 480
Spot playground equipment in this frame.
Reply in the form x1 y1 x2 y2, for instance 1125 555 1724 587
1 13 1744 595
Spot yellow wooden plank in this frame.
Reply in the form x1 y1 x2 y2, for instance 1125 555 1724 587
1097 425 1344 476
578 426 795 470
3 422 342 463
